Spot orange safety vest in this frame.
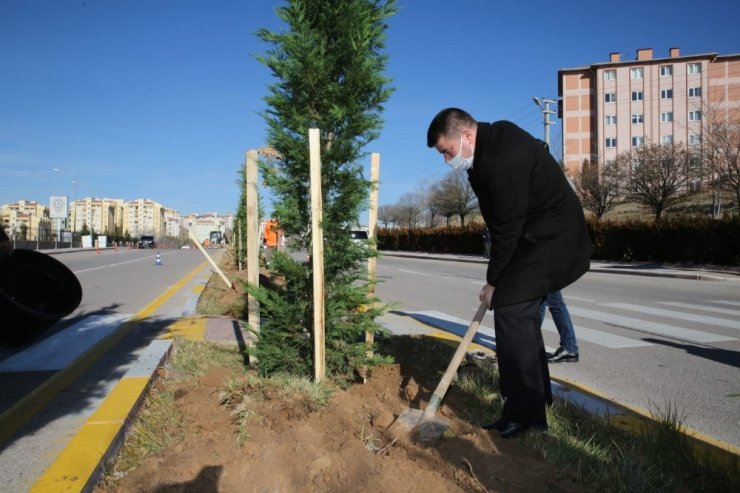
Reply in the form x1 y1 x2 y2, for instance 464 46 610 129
264 220 278 247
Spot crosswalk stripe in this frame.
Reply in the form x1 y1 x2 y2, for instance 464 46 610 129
541 319 651 348
603 303 740 330
568 306 734 343
656 301 740 317
712 300 740 307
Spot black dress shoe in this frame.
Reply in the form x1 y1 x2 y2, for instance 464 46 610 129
498 422 527 439
498 422 547 439
547 346 579 363
481 419 509 431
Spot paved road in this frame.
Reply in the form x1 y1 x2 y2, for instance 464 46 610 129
374 254 740 448
0 247 216 493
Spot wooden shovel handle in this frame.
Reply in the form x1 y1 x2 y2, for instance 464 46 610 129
422 300 488 419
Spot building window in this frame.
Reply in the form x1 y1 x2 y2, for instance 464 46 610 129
605 115 617 125
605 137 617 148
631 136 644 147
660 65 673 76
630 67 644 79
689 110 702 121
688 63 702 74
604 70 616 81
605 92 616 103
631 113 644 124
661 135 673 145
660 88 673 99
689 133 702 145
631 90 644 101
660 112 673 122
688 86 702 98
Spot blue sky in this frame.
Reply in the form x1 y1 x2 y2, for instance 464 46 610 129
2 0 738 218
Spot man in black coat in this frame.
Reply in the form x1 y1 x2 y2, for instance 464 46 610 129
427 108 591 438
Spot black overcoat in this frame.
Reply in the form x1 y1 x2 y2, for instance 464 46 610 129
468 121 591 308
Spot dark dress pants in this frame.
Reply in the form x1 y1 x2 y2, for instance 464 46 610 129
494 297 552 427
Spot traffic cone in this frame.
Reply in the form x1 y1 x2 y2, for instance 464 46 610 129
155 252 162 266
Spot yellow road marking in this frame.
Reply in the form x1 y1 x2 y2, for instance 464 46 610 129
30 377 149 492
160 317 206 341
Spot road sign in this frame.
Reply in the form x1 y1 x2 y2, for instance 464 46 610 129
49 196 68 219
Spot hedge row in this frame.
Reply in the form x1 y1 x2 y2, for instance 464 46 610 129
587 217 740 266
377 217 740 266
377 224 487 255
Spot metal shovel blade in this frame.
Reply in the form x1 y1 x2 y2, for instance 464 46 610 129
389 408 450 445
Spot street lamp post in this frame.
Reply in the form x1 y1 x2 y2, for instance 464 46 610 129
71 177 78 242
532 97 556 148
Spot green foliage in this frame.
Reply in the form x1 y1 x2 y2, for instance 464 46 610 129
250 0 397 380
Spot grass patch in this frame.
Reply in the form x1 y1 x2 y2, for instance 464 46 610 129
100 338 247 487
454 356 740 492
170 337 247 379
217 371 334 446
100 387 185 485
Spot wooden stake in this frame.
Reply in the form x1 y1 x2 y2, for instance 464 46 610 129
246 150 260 337
366 152 380 361
309 128 326 383
189 232 233 290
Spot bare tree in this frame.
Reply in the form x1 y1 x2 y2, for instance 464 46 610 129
377 204 397 228
702 102 740 214
617 142 699 222
428 169 478 226
428 182 457 226
575 158 621 220
396 191 425 228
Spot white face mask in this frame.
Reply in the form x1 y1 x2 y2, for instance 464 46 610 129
445 135 474 170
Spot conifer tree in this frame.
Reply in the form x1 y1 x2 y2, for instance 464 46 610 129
250 0 397 380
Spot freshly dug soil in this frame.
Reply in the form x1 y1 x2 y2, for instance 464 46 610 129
96 337 577 492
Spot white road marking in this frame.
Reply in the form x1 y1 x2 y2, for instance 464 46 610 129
73 256 155 274
568 306 734 343
656 301 740 317
603 303 740 330
541 319 651 348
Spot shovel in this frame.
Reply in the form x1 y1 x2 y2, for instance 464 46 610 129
391 300 488 445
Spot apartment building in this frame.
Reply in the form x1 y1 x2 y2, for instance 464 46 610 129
558 47 740 175
164 207 181 238
123 198 165 238
0 200 52 240
71 197 125 235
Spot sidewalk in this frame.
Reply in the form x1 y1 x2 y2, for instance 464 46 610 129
380 250 740 281
23 252 740 491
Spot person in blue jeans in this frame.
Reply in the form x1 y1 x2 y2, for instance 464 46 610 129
540 290 579 363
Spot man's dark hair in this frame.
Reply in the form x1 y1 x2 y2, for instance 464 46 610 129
426 107 477 148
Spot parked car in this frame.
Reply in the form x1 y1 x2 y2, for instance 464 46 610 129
137 235 157 249
350 229 369 244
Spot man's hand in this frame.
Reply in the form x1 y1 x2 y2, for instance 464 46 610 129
479 283 495 308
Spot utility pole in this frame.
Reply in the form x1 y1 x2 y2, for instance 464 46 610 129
532 97 556 148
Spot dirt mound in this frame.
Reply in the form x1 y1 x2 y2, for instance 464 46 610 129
97 338 575 492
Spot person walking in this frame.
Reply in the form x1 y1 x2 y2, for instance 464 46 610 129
482 228 491 259
540 291 579 363
427 108 591 438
